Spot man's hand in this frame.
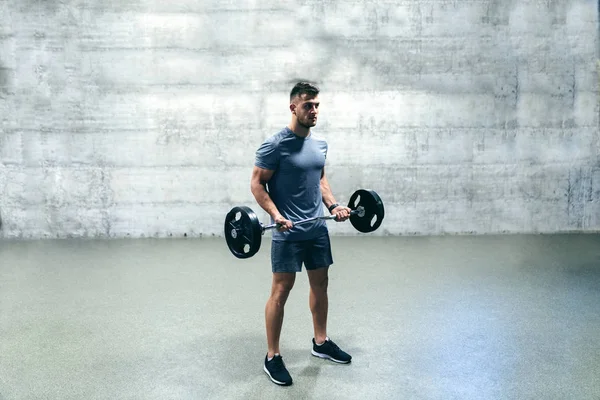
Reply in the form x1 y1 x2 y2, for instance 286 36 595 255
331 206 352 222
274 214 294 232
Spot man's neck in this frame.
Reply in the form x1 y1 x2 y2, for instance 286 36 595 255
288 121 310 138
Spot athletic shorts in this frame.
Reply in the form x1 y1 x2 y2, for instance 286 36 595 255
270 234 334 273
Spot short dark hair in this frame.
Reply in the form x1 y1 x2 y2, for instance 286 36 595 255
290 81 320 102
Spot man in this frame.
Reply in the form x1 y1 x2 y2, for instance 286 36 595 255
250 82 353 387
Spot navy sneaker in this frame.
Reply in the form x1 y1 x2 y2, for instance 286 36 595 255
311 337 352 364
263 354 293 386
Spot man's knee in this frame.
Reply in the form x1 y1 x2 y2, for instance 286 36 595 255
273 283 293 296
309 271 329 293
270 274 295 305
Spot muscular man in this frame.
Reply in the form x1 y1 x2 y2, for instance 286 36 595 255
250 82 353 387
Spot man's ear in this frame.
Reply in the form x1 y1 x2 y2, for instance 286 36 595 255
289 103 296 114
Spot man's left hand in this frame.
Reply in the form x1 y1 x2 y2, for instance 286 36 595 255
332 206 352 222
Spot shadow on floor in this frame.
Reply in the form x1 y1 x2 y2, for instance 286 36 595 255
188 331 360 398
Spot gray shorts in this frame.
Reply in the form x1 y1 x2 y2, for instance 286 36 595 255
271 234 334 273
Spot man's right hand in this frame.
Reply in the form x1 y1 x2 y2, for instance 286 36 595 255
274 214 293 232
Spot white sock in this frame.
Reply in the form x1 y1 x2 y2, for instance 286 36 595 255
316 337 329 346
268 353 279 362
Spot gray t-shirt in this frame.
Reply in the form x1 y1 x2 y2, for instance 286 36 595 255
255 126 329 241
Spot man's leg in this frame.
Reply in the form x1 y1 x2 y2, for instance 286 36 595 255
305 234 352 364
307 266 329 345
263 239 303 386
265 272 296 358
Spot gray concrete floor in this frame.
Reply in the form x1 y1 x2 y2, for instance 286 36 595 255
1 234 599 400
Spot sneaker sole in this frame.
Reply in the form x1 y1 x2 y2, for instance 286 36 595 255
311 349 352 364
263 365 293 386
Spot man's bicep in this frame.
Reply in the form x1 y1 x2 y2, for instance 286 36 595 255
252 165 275 186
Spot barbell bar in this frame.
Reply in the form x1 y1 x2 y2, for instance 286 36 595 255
261 206 366 231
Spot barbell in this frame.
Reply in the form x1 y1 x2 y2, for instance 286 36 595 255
224 189 385 259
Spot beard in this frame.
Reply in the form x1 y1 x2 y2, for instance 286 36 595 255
299 116 317 128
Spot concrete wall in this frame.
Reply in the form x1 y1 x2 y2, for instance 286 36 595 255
0 0 598 239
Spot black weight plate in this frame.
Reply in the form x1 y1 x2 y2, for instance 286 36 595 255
347 189 385 233
224 206 263 259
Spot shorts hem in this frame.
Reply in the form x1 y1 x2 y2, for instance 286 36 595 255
271 233 333 273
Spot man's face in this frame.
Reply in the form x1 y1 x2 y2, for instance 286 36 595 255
291 94 320 128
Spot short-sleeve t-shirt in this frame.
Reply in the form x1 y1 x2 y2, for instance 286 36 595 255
255 127 329 241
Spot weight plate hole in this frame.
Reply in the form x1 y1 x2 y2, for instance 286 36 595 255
371 214 377 226
235 212 241 221
353 195 361 208
243 244 250 253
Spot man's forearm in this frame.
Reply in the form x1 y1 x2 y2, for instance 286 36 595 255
320 176 338 211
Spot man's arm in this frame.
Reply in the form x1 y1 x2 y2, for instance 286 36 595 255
320 167 338 211
250 166 293 231
250 166 280 219
320 168 351 222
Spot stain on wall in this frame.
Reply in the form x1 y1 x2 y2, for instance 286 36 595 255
0 60 11 98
